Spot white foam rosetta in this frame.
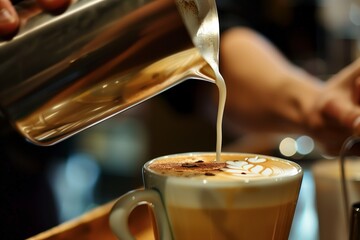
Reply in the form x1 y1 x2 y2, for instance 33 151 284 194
221 156 282 177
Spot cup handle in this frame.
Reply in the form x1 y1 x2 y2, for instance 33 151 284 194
109 189 172 240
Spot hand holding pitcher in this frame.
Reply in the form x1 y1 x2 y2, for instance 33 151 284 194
0 0 71 38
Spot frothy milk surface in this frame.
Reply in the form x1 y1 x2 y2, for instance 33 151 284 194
147 152 301 182
145 153 302 209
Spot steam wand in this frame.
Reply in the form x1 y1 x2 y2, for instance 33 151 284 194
339 136 360 239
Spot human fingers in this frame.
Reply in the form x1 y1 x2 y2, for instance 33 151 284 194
322 96 360 135
0 0 19 38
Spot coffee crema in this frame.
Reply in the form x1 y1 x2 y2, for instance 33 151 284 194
148 153 300 180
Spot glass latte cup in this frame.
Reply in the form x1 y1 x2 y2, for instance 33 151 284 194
109 152 303 240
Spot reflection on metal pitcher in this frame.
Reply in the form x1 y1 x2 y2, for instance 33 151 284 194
0 0 218 145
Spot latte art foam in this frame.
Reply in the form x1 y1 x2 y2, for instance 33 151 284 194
221 157 284 178
148 153 300 180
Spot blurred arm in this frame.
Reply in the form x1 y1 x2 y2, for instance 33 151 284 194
219 27 360 154
220 27 322 134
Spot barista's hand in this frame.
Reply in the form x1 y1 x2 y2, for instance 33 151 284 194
219 27 360 155
0 0 71 38
0 0 19 37
308 58 360 153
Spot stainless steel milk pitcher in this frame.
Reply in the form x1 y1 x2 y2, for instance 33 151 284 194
0 0 218 145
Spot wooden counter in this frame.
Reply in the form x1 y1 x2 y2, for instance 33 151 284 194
28 201 154 240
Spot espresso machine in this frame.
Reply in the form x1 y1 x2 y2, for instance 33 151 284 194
0 0 218 146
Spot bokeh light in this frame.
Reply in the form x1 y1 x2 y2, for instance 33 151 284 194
296 136 315 155
279 137 297 157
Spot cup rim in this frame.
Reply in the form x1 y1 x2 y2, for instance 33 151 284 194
144 152 303 186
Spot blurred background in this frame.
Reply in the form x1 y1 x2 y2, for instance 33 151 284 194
2 0 360 239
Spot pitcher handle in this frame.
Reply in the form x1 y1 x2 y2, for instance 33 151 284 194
109 189 172 240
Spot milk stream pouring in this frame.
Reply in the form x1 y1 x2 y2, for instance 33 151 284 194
0 0 221 146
